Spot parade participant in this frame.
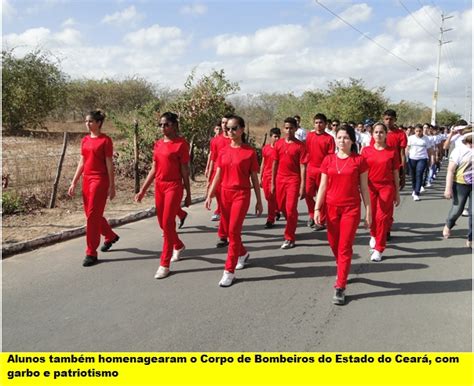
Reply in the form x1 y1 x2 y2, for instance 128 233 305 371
407 124 432 201
205 115 263 286
260 127 281 228
135 112 191 279
443 132 472 247
361 123 400 262
305 113 335 230
315 124 371 305
68 110 119 267
272 117 307 249
294 115 307 142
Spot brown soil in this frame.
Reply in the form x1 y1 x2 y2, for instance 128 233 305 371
1 175 208 247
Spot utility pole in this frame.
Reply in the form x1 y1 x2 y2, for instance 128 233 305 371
464 85 472 123
431 13 453 125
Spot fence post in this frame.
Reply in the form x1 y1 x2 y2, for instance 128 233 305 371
189 135 196 182
49 132 68 209
133 119 140 193
262 133 268 147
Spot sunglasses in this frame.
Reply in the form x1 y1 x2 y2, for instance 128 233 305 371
227 126 240 131
331 124 339 127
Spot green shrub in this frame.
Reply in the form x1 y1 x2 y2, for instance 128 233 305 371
2 192 24 215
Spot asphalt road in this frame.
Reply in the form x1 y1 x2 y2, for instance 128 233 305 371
2 171 472 352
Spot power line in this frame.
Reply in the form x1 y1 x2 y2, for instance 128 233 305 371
314 0 433 77
399 0 438 41
416 0 440 25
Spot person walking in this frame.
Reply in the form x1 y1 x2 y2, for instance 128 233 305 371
205 115 263 287
314 124 371 305
361 122 400 262
68 110 119 267
407 124 433 201
135 112 191 279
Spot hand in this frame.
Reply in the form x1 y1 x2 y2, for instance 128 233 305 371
399 170 406 190
270 183 275 195
108 185 116 200
134 191 145 203
67 183 76 197
444 190 452 200
255 201 263 217
364 212 371 229
314 210 321 226
299 186 305 200
184 194 192 208
205 196 212 211
394 193 400 207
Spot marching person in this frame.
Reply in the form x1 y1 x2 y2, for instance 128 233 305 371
260 127 281 228
135 112 191 279
361 122 400 262
407 124 433 201
68 109 119 267
205 115 263 287
305 113 335 230
315 124 371 305
272 117 307 249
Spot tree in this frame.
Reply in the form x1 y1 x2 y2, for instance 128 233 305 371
388 100 431 125
435 109 461 126
2 49 68 132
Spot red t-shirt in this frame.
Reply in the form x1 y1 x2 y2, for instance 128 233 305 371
360 145 400 186
306 131 335 171
274 138 307 180
153 137 190 182
261 144 277 180
320 153 368 207
370 128 407 164
217 144 259 190
81 134 113 176
210 134 231 164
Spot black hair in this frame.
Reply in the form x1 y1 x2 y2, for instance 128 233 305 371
414 124 423 130
293 115 301 120
331 119 340 125
228 114 245 128
215 119 223 126
223 113 233 120
88 109 106 127
161 111 179 125
313 113 327 123
284 117 298 128
336 124 358 153
383 109 397 118
270 127 281 136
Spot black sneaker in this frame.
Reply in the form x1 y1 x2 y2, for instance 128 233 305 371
307 218 315 228
264 221 274 229
313 224 326 232
332 288 345 305
178 211 188 229
100 235 120 252
216 238 229 248
82 255 98 267
386 232 392 241
275 212 281 221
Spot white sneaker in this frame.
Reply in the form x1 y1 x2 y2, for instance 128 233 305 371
413 195 420 201
420 186 426 192
211 214 220 221
154 265 170 279
462 209 469 217
369 236 376 249
280 240 295 249
425 182 432 188
235 253 249 270
219 270 235 287
370 250 382 262
412 191 416 197
170 246 185 262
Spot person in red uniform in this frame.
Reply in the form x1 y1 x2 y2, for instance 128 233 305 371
207 115 232 247
272 117 307 249
205 115 263 287
315 124 371 305
361 122 400 262
68 110 119 267
260 127 281 228
135 112 191 279
305 113 335 230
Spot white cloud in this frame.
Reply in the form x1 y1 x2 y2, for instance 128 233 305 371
180 3 207 16
61 18 76 27
102 6 144 26
3 27 82 52
327 3 373 30
2 0 16 19
123 24 188 54
212 24 307 56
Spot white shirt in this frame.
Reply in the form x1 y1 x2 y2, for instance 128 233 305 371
295 127 307 142
407 135 431 160
360 132 371 148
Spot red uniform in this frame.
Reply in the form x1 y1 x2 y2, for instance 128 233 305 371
217 144 259 273
361 145 400 253
153 137 190 268
274 138 307 242
320 154 368 289
81 134 118 257
305 131 335 223
210 134 231 238
261 144 278 223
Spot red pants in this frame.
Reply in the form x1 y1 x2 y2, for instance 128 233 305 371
276 176 300 242
220 188 250 273
326 204 360 289
369 183 395 253
305 167 326 223
211 168 226 238
155 180 185 268
262 175 278 223
82 175 117 257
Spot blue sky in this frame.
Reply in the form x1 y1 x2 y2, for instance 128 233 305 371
3 0 472 118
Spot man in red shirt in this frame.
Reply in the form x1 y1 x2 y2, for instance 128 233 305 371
305 113 335 230
272 117 307 249
260 127 281 228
